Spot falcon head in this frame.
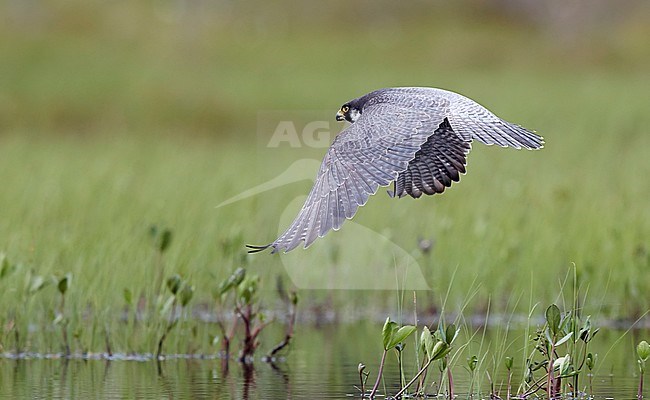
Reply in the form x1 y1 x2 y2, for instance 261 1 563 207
336 103 362 123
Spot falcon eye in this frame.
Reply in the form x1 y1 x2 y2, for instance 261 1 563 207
341 106 350 112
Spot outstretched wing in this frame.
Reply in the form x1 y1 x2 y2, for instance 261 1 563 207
247 101 445 254
446 92 544 150
393 118 471 198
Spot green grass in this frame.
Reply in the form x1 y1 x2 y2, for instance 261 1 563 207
0 1 649 354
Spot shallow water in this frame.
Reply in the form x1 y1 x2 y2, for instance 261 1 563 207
0 323 645 399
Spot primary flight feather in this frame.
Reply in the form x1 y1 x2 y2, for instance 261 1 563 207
247 87 544 254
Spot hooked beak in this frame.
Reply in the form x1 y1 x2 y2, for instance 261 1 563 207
335 109 345 121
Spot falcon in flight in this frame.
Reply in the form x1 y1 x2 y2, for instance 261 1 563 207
247 87 543 254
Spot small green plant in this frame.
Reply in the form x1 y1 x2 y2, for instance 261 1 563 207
395 323 453 398
0 253 17 280
214 268 285 365
12 269 49 354
638 340 649 400
360 317 455 399
545 304 573 398
586 352 596 395
466 355 478 395
520 302 598 398
214 268 246 361
505 356 514 399
358 363 368 395
54 273 72 356
439 322 460 399
149 225 173 298
156 273 194 359
368 318 417 397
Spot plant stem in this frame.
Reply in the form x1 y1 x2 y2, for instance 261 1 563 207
156 299 177 359
547 343 555 399
639 372 644 400
393 356 434 399
507 370 512 400
397 350 404 390
520 373 550 398
60 293 70 356
104 325 113 357
267 301 296 358
572 264 579 393
156 320 176 359
369 349 388 397
154 250 165 299
416 356 428 394
447 356 454 399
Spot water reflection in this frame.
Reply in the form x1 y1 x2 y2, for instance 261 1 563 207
0 324 645 399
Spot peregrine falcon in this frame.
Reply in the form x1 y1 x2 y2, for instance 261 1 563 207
247 87 543 254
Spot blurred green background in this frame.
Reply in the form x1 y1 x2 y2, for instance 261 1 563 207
1 0 649 345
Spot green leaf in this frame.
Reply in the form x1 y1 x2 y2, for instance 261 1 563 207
544 326 554 346
545 304 561 336
553 354 572 376
586 352 596 370
445 323 458 345
437 324 446 343
555 331 573 347
430 340 449 361
579 315 593 342
0 253 14 279
559 370 579 378
123 288 133 305
219 268 246 296
638 340 650 361
159 229 173 253
237 275 259 305
57 274 70 295
467 355 478 372
387 325 416 350
382 318 397 350
421 326 434 357
179 284 194 307
166 274 182 295
559 310 572 333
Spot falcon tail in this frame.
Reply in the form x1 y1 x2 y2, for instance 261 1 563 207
245 243 273 254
